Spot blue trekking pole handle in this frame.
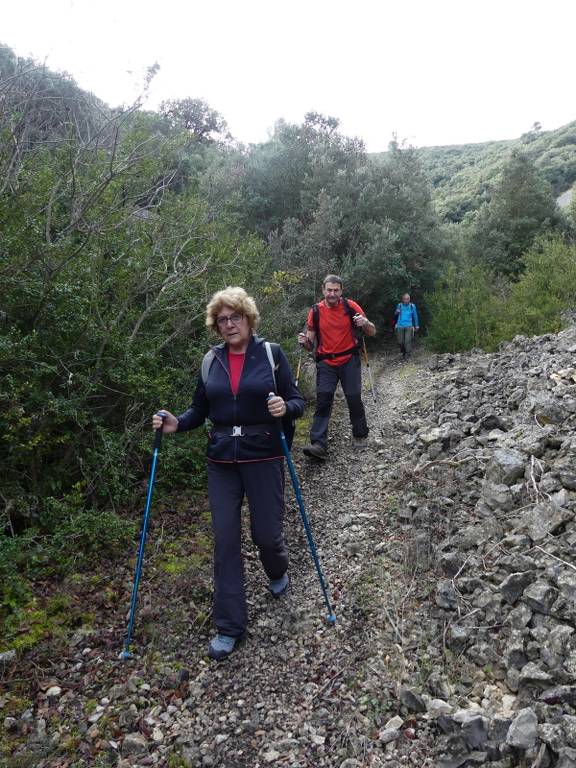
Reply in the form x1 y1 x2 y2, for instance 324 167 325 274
121 413 165 659
268 394 336 625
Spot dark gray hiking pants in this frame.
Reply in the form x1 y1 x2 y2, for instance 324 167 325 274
310 355 368 449
396 326 414 354
207 459 288 637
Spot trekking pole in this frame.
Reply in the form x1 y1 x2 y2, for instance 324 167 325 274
362 337 377 402
295 348 303 389
268 394 336 625
121 414 165 659
295 323 307 388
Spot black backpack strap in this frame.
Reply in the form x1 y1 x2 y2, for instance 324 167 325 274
312 303 320 347
343 297 361 341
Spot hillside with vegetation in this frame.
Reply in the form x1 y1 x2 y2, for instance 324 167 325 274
373 121 576 223
1 46 576 766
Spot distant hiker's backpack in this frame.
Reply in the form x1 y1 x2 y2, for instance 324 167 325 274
311 298 361 362
200 341 295 448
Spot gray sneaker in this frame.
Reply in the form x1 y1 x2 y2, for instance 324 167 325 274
269 572 289 598
353 436 369 449
207 634 239 661
303 443 327 460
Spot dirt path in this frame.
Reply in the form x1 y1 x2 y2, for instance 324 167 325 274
2 345 445 768
145 345 441 768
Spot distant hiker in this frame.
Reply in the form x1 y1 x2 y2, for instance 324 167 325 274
152 287 304 661
394 293 419 359
298 274 376 460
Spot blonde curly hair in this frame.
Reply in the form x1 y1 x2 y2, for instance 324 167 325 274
205 286 260 332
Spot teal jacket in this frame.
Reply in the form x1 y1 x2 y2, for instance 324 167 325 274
394 302 419 328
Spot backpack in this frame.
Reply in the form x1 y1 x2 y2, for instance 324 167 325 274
200 341 295 448
311 298 361 362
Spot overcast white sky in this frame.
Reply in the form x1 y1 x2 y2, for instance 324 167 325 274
2 0 575 152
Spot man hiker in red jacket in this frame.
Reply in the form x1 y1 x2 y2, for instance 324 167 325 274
298 275 376 460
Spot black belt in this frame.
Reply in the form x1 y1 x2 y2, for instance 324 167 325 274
316 346 359 362
210 423 274 437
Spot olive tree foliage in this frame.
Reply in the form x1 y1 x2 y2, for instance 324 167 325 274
467 150 562 278
159 97 230 143
201 119 447 329
0 52 267 531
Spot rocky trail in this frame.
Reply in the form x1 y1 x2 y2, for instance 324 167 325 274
3 329 576 768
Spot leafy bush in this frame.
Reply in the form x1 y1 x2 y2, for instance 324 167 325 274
425 262 505 353
505 237 576 336
426 237 576 354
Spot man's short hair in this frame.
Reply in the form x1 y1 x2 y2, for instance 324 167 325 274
322 274 343 287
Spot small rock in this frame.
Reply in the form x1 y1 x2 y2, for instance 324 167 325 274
506 708 538 749
378 728 400 744
398 685 427 713
122 733 149 757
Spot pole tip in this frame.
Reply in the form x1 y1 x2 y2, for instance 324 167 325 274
327 614 337 625
119 649 132 660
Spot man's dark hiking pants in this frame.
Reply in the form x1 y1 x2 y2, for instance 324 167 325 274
207 459 288 638
310 355 368 450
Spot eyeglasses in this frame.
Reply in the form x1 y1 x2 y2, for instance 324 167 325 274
216 313 244 328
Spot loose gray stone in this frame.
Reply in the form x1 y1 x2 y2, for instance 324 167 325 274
436 580 460 610
500 571 537 604
558 572 576 603
485 448 526 485
377 728 400 744
489 715 512 743
538 722 564 751
523 582 558 614
506 708 538 749
0 650 16 666
122 733 149 756
519 662 553 687
518 502 574 542
508 603 533 628
539 686 576 708
398 685 427 713
462 714 489 749
563 715 576 748
503 631 527 670
531 392 568 424
482 481 514 511
4 717 18 733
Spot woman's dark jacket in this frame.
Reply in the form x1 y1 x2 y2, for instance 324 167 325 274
176 335 304 462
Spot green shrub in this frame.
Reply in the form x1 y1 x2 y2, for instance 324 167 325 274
505 236 576 336
425 262 504 352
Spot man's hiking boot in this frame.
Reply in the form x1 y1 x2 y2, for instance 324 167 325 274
269 572 289 598
207 634 239 661
303 443 327 460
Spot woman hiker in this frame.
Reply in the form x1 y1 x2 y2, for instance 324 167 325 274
152 287 304 660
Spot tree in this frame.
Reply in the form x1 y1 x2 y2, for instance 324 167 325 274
425 261 504 352
0 54 267 530
159 97 230 143
468 150 561 277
